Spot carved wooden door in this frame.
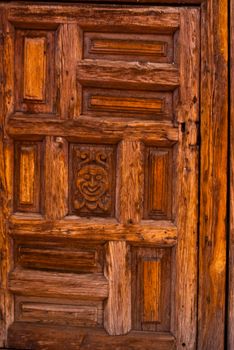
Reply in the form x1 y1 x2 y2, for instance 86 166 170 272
0 3 200 350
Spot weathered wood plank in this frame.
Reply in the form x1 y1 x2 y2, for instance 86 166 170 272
9 269 109 300
104 241 131 335
199 1 228 349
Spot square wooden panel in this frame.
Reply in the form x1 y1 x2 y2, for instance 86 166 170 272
14 141 43 213
69 144 116 217
144 147 173 220
131 247 172 332
14 28 56 114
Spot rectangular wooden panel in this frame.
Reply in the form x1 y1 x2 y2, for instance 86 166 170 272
144 147 173 220
14 28 56 114
9 269 108 300
23 37 46 101
143 260 161 323
131 247 172 332
15 296 103 327
82 88 172 120
84 32 173 63
14 141 42 213
69 144 116 217
14 239 104 273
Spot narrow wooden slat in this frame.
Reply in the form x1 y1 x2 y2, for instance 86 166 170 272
9 216 178 246
117 140 144 224
44 136 68 220
9 269 108 300
58 24 81 119
77 60 179 90
175 9 200 349
7 115 179 143
104 241 131 335
229 0 234 348
199 1 228 349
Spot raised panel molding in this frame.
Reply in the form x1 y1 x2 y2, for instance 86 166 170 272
70 144 116 217
14 28 56 114
14 141 43 213
144 147 173 220
84 32 174 63
82 88 173 120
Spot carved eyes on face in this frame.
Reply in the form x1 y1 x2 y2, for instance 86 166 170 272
83 173 103 182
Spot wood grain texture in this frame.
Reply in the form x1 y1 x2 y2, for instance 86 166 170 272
104 241 131 335
199 1 228 349
117 140 144 224
44 136 68 219
175 9 200 349
9 269 109 300
0 8 14 346
7 323 176 350
229 0 234 348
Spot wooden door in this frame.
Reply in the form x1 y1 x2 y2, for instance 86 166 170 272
0 3 200 350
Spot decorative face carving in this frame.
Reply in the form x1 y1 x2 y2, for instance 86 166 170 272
71 144 115 216
76 165 108 202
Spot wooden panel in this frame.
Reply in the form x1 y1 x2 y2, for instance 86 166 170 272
10 218 178 246
14 28 56 114
84 32 173 63
104 241 131 335
8 323 176 350
14 141 42 213
69 144 116 217
23 37 46 101
15 296 103 327
144 147 173 220
131 247 171 332
199 1 228 349
9 269 108 301
143 260 161 323
77 60 179 91
14 239 104 273
83 88 172 120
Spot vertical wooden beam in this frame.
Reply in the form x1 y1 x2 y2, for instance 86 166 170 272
104 241 131 335
199 1 228 349
0 7 14 346
229 0 234 348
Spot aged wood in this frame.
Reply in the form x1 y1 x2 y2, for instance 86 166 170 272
229 0 234 348
199 1 228 349
104 241 131 335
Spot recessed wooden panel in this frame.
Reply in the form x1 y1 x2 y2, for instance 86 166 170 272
15 296 103 327
15 28 56 114
144 147 173 220
23 37 46 101
143 260 161 323
70 144 116 217
84 32 174 63
131 247 172 332
14 239 104 273
14 141 42 213
82 88 173 120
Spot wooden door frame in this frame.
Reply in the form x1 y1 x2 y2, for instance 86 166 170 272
0 1 228 349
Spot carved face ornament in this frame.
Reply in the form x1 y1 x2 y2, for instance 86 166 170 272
76 165 108 202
